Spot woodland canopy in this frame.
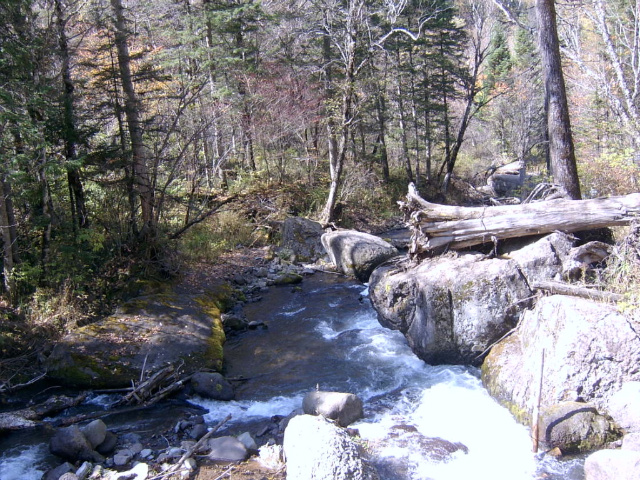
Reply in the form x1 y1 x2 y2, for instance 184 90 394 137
0 0 639 330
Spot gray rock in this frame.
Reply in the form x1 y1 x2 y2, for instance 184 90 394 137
42 462 74 480
50 425 103 463
59 474 79 480
44 290 226 389
507 232 575 283
113 448 135 466
207 436 248 462
237 432 257 450
584 449 640 480
111 463 149 480
283 415 378 480
96 431 117 455
75 461 91 480
303 391 364 427
221 312 247 331
80 420 107 450
482 295 640 425
538 402 620 453
608 382 640 433
191 372 235 401
281 217 326 262
140 448 154 458
189 423 208 440
370 253 532 365
321 230 398 282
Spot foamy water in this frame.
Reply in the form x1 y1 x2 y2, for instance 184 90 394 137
190 278 584 479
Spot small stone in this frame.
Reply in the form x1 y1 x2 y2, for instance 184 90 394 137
96 431 117 455
80 420 107 450
547 447 563 457
75 461 92 480
207 436 248 462
129 442 143 454
139 448 153 459
189 423 208 440
166 447 183 459
184 458 197 471
113 449 134 466
42 462 74 480
237 432 257 450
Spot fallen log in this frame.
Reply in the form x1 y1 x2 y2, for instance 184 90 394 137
532 280 625 303
0 392 88 432
402 184 640 253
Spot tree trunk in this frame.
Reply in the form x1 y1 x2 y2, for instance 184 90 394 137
536 0 581 200
111 0 154 238
55 0 88 233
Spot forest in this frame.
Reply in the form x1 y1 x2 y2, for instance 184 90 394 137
1 0 639 353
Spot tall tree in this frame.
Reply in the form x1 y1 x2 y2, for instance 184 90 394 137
110 0 155 237
536 0 581 199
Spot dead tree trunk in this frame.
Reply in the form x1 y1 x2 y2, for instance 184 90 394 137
403 184 640 253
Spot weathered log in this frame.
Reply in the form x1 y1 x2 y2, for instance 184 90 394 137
403 184 640 252
0 392 88 431
532 281 624 303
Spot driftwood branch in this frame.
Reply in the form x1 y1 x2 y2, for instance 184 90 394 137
403 183 640 253
532 281 624 303
0 392 88 432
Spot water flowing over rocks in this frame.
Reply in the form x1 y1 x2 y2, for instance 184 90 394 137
321 230 399 282
283 414 379 480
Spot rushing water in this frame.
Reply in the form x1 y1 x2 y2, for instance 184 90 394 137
191 273 585 480
0 272 585 479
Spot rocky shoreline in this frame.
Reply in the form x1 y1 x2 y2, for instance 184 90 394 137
18 216 640 479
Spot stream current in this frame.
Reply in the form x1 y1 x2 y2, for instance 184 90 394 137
0 272 585 479
191 273 585 480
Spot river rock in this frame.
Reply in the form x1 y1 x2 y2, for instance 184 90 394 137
80 419 107 450
43 462 74 480
369 253 532 365
281 216 327 262
50 425 104 463
538 402 620 454
505 231 575 283
482 295 640 424
44 288 227 388
190 372 235 400
584 449 640 480
321 230 398 282
302 391 364 427
283 414 378 480
607 382 640 433
96 431 118 455
207 436 248 462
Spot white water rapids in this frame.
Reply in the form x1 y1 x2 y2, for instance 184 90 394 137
0 273 585 479
190 275 585 479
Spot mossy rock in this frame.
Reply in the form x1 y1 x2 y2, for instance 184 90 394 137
45 287 229 389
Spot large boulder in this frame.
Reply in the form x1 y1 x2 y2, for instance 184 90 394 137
584 449 640 480
538 402 619 454
45 289 228 388
191 372 235 401
283 415 378 480
302 391 364 427
607 382 640 433
369 253 532 365
321 230 398 282
482 295 640 424
281 217 326 262
50 425 104 463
